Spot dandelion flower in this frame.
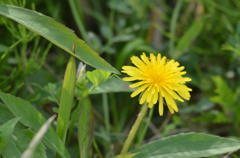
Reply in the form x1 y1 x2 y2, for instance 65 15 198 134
122 53 192 116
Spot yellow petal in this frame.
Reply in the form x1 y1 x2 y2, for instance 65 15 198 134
150 53 156 64
139 90 149 104
121 70 145 77
160 56 167 67
152 90 158 104
160 87 166 97
167 103 175 114
173 84 192 100
170 90 184 102
165 93 178 112
129 81 148 88
151 86 156 94
183 77 192 82
163 86 184 102
131 56 146 69
180 71 186 75
131 84 149 98
122 66 143 74
148 99 154 108
146 90 153 102
157 54 161 64
147 84 154 92
122 77 139 81
159 93 163 116
141 53 150 65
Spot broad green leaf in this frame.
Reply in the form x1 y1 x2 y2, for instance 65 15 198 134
0 92 71 158
57 44 76 143
130 133 240 158
87 69 111 86
2 140 22 158
35 77 134 101
113 153 139 158
90 77 135 94
99 70 111 80
86 70 100 86
0 117 20 154
21 115 56 158
0 103 46 158
0 4 119 74
78 97 94 158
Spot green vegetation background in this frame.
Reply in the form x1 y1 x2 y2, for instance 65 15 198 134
1 0 240 157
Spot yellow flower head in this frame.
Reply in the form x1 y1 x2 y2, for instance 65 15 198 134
122 53 192 116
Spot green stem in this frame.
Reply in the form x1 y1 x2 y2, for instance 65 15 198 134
66 97 85 145
136 107 154 147
120 103 148 154
0 38 23 61
102 93 110 133
109 93 119 131
93 138 103 158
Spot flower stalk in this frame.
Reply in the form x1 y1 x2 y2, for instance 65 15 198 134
120 102 148 154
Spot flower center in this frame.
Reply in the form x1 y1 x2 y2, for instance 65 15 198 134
146 64 168 89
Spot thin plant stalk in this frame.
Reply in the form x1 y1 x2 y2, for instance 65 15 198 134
120 102 148 154
136 107 154 147
56 44 76 144
93 138 103 158
66 97 85 145
109 93 119 131
169 0 183 57
102 93 110 134
68 0 88 43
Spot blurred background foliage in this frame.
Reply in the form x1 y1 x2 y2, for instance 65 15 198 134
1 0 240 157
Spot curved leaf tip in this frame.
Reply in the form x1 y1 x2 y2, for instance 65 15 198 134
0 4 120 74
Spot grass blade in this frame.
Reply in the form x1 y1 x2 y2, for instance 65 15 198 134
21 115 56 158
57 44 76 143
0 4 119 74
0 117 20 154
78 97 94 158
0 92 71 158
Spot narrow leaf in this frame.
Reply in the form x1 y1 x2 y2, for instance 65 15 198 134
0 103 46 158
0 117 20 154
0 92 71 158
89 77 135 94
174 20 203 59
176 20 203 51
131 133 240 158
78 97 94 158
0 4 119 74
2 140 22 158
21 115 57 158
113 153 139 158
57 44 76 143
